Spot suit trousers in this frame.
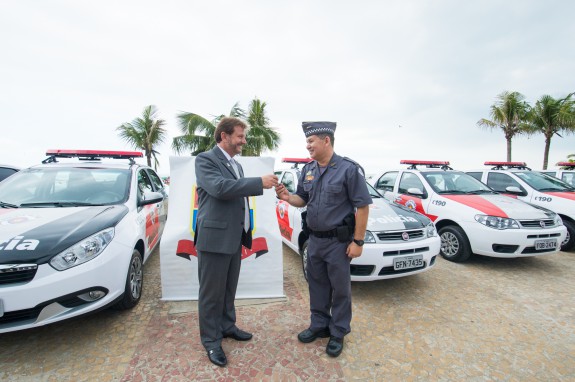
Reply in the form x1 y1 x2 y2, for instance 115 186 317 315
197 242 242 351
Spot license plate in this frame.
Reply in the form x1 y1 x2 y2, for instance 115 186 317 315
535 239 557 250
393 255 424 270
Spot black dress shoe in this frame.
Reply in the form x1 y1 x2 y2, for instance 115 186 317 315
207 347 227 367
223 328 252 341
326 336 344 357
297 327 330 343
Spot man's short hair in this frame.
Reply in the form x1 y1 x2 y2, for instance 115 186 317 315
215 117 247 143
317 133 335 147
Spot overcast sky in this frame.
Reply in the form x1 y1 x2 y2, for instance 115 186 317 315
2 0 574 176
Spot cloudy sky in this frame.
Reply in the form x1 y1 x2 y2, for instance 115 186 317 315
2 0 574 176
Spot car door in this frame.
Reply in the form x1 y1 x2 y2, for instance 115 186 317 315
145 168 168 230
137 168 162 252
390 171 430 217
485 171 529 200
275 170 301 250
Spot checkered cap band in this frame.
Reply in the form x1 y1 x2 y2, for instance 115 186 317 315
302 121 336 137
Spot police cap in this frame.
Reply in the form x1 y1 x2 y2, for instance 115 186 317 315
302 121 336 137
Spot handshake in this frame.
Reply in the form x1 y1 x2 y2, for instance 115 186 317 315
261 174 279 189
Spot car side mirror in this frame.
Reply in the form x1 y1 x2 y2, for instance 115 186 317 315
505 186 525 196
138 191 164 206
407 187 425 198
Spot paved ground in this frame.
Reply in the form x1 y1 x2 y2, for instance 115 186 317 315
1 245 574 381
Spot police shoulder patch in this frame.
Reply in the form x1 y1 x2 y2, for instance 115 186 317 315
343 157 365 177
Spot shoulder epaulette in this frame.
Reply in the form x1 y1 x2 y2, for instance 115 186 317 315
343 157 365 177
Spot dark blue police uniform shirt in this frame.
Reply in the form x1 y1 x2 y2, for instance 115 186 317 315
295 153 372 232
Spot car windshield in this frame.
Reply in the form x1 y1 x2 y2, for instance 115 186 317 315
513 171 575 192
422 172 493 194
0 167 131 207
366 182 383 198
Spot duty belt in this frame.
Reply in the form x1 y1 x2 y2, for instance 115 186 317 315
309 228 338 238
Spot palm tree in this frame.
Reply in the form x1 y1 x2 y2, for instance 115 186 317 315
172 103 245 156
117 105 167 169
172 99 280 156
524 93 575 169
477 91 530 161
243 98 281 156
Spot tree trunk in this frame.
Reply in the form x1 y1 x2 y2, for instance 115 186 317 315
506 138 512 162
542 135 552 170
146 152 152 167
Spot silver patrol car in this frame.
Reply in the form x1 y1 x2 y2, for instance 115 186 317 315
275 159 440 282
467 161 575 251
0 150 167 333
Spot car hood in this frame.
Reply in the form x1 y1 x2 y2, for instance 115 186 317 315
441 194 551 219
368 199 431 230
0 205 129 264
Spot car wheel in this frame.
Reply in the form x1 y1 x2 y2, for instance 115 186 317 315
561 220 575 251
439 226 472 262
301 239 309 282
113 249 143 310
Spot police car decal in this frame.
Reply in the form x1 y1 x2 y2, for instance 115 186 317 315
442 195 508 217
0 206 128 264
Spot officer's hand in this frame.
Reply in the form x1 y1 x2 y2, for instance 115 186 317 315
346 242 363 259
261 174 279 189
275 184 290 201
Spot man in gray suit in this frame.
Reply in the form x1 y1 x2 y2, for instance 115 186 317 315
194 117 279 367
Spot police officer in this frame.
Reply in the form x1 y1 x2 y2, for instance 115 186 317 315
275 121 372 357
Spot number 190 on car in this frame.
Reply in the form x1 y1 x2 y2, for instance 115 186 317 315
393 255 424 270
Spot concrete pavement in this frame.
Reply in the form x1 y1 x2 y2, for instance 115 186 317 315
1 246 574 381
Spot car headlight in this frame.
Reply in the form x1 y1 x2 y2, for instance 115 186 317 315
474 215 520 230
364 230 376 243
426 223 437 237
552 213 563 226
50 228 115 271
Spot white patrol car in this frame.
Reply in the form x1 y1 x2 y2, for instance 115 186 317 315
275 158 440 282
373 160 566 263
0 150 168 333
466 161 575 251
539 162 575 188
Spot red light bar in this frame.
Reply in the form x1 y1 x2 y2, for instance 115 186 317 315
400 160 450 166
556 162 575 167
282 158 311 163
46 149 143 159
484 161 526 166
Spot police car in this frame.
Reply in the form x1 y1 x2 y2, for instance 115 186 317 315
466 161 575 251
373 160 566 262
275 159 440 282
539 162 575 187
0 150 167 333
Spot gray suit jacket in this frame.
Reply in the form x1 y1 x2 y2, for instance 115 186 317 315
194 146 263 254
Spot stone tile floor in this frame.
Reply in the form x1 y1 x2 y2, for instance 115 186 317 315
1 246 574 381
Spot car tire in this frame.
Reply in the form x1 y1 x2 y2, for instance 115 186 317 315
439 226 472 262
561 220 575 251
301 239 309 282
113 249 144 310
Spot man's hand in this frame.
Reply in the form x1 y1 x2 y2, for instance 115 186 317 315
346 242 363 259
261 174 279 189
275 184 290 201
